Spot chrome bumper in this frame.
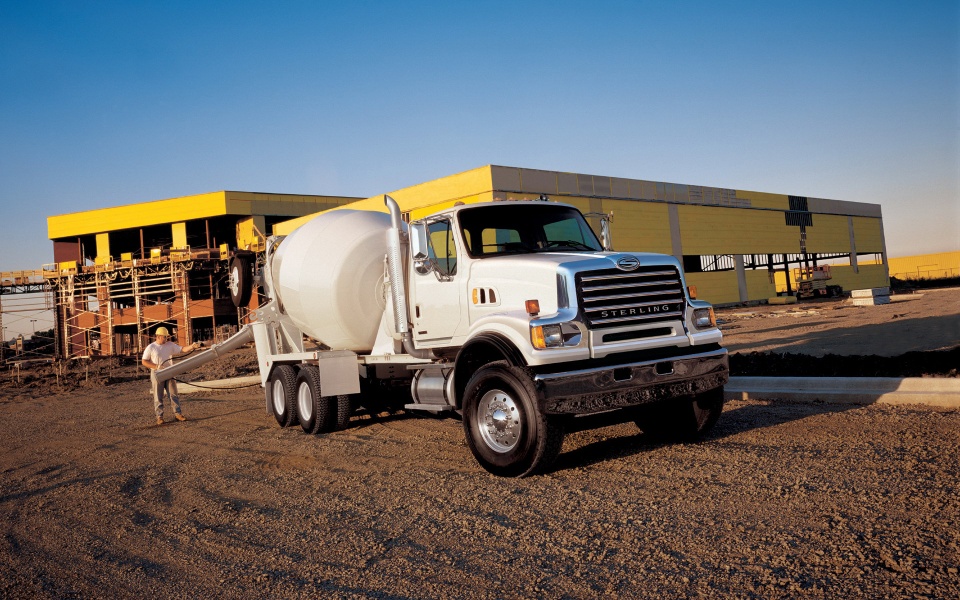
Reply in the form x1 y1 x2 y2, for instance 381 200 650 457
533 347 729 415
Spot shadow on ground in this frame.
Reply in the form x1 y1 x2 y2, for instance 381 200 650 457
551 399 854 473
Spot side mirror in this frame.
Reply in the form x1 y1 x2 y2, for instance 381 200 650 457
599 217 612 251
410 222 429 260
585 211 614 251
409 222 432 274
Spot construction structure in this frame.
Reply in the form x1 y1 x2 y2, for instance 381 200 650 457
42 191 360 360
0 270 54 363
21 164 890 362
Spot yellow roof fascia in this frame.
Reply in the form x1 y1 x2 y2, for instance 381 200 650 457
273 166 496 236
48 190 363 240
407 192 496 221
48 192 229 239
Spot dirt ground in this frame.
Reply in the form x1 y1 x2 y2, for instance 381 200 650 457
0 287 958 598
718 287 959 377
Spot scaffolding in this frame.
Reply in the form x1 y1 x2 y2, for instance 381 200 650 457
38 247 244 361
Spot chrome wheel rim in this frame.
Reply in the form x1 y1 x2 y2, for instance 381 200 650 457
298 381 313 421
272 379 285 415
476 388 521 453
228 265 240 297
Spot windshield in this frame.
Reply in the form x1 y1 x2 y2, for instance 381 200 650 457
458 203 603 258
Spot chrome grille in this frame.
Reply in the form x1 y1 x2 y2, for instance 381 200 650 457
576 267 686 329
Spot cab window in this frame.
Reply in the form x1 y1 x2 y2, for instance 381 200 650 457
427 219 457 277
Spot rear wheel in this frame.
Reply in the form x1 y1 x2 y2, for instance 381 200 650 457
334 394 353 431
296 366 334 434
268 365 298 428
462 363 565 477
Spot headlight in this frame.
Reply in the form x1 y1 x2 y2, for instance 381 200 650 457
692 307 716 329
531 323 582 349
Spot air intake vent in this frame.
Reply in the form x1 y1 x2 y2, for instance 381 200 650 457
576 267 686 329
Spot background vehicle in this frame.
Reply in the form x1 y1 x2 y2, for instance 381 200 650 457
794 265 843 299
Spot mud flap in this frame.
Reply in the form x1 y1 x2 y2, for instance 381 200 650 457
318 350 361 396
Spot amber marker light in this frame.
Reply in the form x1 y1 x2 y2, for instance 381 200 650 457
687 285 698 299
472 289 479 304
531 326 546 349
525 299 540 316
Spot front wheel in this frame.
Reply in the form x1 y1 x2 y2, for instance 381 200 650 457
462 363 564 477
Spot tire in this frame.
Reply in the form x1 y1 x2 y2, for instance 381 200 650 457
296 366 335 434
268 365 298 428
462 363 565 477
635 387 724 441
334 394 353 431
228 254 253 307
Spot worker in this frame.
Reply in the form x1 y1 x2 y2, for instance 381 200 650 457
141 326 201 426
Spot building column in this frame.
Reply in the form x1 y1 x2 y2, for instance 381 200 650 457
668 204 682 262
174 267 191 346
172 222 188 250
96 272 113 356
735 255 748 303
847 217 859 274
96 233 111 264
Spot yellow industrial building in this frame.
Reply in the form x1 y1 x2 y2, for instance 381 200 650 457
34 165 889 359
884 252 959 281
279 165 890 305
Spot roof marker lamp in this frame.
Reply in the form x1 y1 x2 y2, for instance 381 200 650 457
525 299 540 316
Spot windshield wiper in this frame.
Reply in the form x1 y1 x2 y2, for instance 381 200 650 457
539 240 595 251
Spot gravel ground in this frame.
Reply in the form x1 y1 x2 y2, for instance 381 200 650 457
1 287 958 598
1 378 958 598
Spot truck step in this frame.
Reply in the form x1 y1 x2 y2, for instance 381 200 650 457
403 403 456 413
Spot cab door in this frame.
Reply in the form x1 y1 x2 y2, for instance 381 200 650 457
410 218 463 346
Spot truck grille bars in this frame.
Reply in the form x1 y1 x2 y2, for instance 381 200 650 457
576 267 686 328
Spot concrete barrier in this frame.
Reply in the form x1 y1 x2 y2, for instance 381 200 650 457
727 376 960 408
850 287 891 306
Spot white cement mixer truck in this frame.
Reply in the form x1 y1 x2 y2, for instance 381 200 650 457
158 196 728 476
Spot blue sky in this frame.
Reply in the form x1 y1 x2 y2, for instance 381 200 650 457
0 2 957 281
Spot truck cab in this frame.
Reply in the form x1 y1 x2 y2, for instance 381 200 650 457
398 200 728 476
407 201 723 362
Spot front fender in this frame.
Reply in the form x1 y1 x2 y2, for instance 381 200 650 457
454 330 527 409
466 311 593 367
464 313 533 360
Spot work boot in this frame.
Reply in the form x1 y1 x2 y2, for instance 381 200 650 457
156 417 164 426
175 413 187 422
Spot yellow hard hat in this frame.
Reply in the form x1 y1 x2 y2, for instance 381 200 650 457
155 326 170 336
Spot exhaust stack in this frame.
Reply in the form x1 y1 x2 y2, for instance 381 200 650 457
383 195 434 360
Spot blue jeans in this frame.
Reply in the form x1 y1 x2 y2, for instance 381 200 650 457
150 370 182 418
